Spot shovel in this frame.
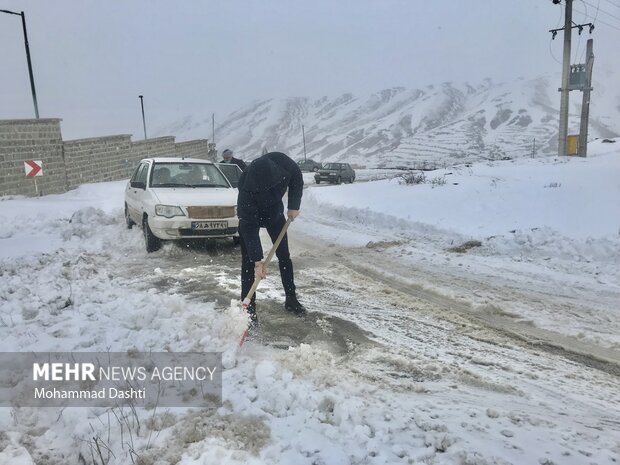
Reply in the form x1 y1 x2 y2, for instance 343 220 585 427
239 217 293 346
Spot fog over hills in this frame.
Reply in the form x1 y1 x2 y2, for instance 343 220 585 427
156 73 620 168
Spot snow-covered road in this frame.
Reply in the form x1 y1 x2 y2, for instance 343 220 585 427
1 143 619 464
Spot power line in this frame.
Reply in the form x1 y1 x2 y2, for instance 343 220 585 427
549 3 564 64
576 0 597 62
549 39 563 64
599 0 620 9
582 0 620 21
573 0 587 62
575 8 620 29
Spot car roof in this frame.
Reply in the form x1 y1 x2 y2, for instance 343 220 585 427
142 157 215 164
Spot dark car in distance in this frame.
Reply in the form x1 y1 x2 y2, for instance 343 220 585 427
297 159 322 172
314 163 356 184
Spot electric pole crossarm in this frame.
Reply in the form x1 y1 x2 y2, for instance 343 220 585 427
549 22 594 40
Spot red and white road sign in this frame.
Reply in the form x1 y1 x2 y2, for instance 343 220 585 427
24 160 43 177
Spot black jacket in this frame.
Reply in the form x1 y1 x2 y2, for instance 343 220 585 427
237 152 303 261
220 157 247 171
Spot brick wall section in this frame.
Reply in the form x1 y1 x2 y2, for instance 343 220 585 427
63 135 133 189
174 139 213 160
131 136 176 160
126 137 177 176
0 119 217 197
0 119 66 196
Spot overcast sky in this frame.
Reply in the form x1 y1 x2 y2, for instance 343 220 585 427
1 0 618 139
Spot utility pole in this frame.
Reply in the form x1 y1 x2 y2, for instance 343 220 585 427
1 9 39 118
212 113 215 146
578 39 594 157
138 95 147 140
302 124 307 162
549 1 595 156
558 0 572 157
532 138 536 158
20 11 39 119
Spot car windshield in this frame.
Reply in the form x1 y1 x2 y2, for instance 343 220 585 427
150 162 230 188
323 163 341 170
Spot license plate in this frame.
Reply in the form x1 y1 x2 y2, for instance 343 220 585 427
191 221 228 230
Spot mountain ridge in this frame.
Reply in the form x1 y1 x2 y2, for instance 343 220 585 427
155 73 620 167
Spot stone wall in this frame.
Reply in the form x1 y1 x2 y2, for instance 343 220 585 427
63 135 133 189
0 119 66 196
174 139 213 160
131 136 176 160
128 137 177 179
0 119 216 197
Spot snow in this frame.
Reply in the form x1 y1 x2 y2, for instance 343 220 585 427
1 140 619 464
305 149 620 240
299 140 620 349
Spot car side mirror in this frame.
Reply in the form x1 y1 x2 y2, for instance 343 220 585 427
131 181 146 189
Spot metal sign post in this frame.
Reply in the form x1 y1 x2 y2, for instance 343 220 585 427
24 160 43 195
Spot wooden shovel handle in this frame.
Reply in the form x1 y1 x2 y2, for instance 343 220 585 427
241 217 293 307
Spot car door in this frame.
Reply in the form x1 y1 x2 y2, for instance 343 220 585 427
345 164 354 181
126 163 145 221
126 162 148 222
215 163 242 188
338 163 345 181
134 162 152 220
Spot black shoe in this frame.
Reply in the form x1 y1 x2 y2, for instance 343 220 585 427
285 294 306 316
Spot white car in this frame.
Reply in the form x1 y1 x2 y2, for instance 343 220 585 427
124 157 240 252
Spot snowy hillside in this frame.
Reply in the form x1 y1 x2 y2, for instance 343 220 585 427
157 73 620 168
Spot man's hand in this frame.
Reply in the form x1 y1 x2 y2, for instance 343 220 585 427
255 261 267 279
287 209 300 221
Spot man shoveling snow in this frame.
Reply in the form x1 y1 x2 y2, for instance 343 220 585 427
237 151 307 327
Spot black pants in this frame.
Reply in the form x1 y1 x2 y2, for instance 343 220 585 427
240 214 296 305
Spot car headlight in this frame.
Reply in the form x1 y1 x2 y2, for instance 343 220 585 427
155 205 185 218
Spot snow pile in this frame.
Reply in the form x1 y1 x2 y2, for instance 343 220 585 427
304 143 620 242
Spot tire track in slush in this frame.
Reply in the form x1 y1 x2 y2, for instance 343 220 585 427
124 233 620 380
291 231 620 378
118 233 619 435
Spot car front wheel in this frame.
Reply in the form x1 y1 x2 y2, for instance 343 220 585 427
337 176 342 185
125 204 135 229
315 179 321 184
143 216 162 253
